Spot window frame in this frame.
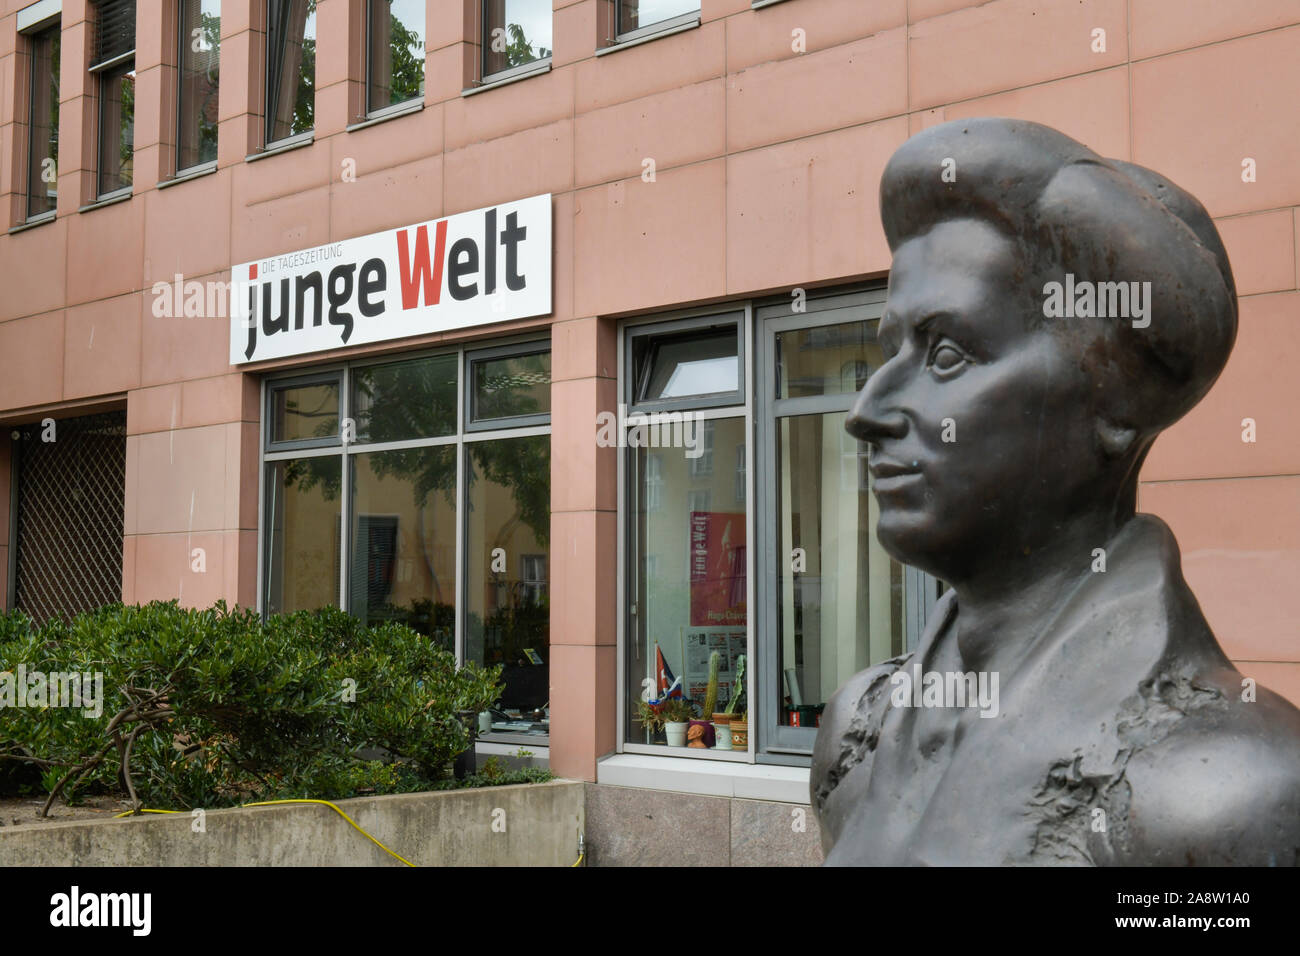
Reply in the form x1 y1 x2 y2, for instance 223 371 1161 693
259 338 553 745
615 286 946 768
624 311 746 415
756 286 882 759
93 55 135 200
616 303 755 763
614 3 700 45
465 339 553 432
264 369 345 452
263 0 315 149
175 0 220 175
364 0 425 119
480 0 553 86
20 11 61 222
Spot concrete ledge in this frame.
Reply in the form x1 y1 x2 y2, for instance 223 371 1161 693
0 781 583 867
597 753 811 804
584 783 823 866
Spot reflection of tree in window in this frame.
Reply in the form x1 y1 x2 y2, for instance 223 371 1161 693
484 1 553 76
266 0 314 141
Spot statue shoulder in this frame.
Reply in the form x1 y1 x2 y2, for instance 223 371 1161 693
1117 692 1300 865
810 655 910 818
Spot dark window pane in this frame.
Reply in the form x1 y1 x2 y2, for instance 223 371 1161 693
26 24 59 218
367 0 424 112
775 320 873 399
266 0 315 143
352 354 458 442
271 380 339 443
178 0 220 170
483 0 551 77
94 0 137 66
774 411 902 729
264 457 342 614
618 0 697 34
465 435 550 719
634 326 738 402
626 417 747 745
471 350 550 422
349 447 457 650
97 61 134 195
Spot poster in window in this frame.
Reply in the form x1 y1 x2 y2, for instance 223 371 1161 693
689 511 746 627
682 626 746 713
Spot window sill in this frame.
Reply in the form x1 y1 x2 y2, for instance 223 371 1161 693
596 15 701 57
463 59 552 97
158 160 218 190
9 211 56 234
347 99 424 133
598 752 811 804
751 0 793 9
246 132 314 163
79 189 133 214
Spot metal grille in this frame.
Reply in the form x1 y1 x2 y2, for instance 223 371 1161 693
11 410 126 623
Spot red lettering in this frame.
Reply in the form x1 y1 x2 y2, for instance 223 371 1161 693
396 220 448 310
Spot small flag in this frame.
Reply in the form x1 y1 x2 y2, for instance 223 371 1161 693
656 645 682 700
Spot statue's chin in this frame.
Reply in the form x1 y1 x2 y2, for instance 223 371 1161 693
874 513 943 571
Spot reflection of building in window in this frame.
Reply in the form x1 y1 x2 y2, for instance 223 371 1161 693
342 514 399 618
687 489 711 514
689 419 714 477
734 442 746 505
520 553 547 604
645 452 663 511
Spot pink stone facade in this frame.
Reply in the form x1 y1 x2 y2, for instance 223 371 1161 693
1 0 1297 782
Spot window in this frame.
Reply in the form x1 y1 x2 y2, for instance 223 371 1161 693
262 342 552 739
91 0 136 198
619 289 946 763
366 0 424 115
24 18 60 219
616 0 699 42
624 313 747 750
266 0 315 145
177 0 220 171
482 0 551 81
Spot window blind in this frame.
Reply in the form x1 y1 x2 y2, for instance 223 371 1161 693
91 0 135 68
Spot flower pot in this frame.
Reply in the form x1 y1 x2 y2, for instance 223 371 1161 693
664 721 689 747
711 713 733 750
729 719 748 749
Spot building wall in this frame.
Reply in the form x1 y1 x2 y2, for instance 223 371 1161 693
1 0 1297 786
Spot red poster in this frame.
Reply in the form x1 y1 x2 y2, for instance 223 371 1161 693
689 512 746 626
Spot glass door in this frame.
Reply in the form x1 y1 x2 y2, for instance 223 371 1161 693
756 287 937 758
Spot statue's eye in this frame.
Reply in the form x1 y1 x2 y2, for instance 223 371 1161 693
928 341 967 375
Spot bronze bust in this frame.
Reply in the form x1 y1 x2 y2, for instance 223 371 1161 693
810 118 1300 866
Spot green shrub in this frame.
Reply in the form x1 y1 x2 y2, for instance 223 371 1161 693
0 601 504 812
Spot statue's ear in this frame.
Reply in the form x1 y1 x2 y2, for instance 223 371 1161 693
1096 418 1138 458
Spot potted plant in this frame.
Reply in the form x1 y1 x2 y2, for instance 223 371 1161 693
724 655 747 749
659 697 695 747
635 698 666 742
699 651 729 749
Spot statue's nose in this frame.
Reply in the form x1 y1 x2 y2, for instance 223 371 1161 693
846 368 907 445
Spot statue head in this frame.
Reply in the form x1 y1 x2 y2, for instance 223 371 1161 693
847 118 1237 583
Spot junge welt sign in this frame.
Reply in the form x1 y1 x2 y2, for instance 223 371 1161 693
229 193 552 365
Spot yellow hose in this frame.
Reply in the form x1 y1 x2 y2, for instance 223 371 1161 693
115 800 585 867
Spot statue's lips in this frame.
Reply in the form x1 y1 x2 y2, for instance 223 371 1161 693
868 457 924 495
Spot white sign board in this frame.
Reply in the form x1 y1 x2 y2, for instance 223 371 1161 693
229 194 552 365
